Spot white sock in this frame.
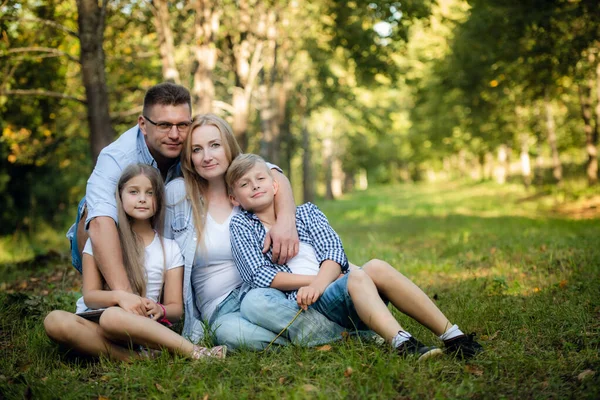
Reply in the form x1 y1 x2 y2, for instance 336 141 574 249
392 330 412 348
439 324 464 341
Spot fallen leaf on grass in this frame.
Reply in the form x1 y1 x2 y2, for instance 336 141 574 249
41 377 48 382
202 394 209 400
559 280 568 289
98 396 109 400
155 383 165 393
480 331 499 341
100 375 110 382
296 362 304 367
577 369 595 381
490 247 497 255
278 377 286 384
344 367 353 377
465 365 483 376
302 384 317 392
316 345 332 352
341 331 350 341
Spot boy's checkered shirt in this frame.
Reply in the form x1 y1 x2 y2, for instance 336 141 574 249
230 202 349 301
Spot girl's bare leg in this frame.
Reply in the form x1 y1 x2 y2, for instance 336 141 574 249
98 307 195 357
44 310 131 361
361 259 451 335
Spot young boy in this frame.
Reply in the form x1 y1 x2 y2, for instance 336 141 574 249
227 154 483 360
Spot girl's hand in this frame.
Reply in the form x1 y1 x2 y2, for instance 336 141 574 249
296 285 322 311
142 298 162 320
116 291 146 316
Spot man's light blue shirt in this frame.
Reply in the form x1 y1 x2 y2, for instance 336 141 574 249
84 125 180 227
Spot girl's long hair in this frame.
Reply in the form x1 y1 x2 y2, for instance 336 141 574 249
115 163 166 297
181 114 242 245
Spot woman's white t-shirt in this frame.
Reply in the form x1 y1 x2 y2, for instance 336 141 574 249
75 233 183 313
191 207 242 323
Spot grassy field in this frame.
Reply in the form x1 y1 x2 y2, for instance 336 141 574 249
1 181 599 399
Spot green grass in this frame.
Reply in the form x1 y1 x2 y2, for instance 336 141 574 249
1 181 599 399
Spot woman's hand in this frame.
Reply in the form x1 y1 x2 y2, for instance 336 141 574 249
296 285 322 311
115 291 146 316
143 298 163 320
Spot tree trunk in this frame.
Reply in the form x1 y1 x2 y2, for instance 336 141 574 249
301 96 314 203
192 0 219 114
257 9 280 165
593 58 600 183
76 0 115 165
494 145 507 184
323 136 334 200
151 0 181 84
544 94 563 183
227 0 262 150
520 136 532 188
578 81 598 185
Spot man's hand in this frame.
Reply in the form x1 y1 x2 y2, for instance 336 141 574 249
263 215 299 264
296 285 323 311
116 291 146 316
143 298 162 320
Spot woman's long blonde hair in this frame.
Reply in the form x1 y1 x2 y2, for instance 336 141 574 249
181 114 242 244
115 163 166 297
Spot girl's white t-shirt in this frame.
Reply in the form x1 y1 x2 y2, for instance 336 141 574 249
75 233 183 313
191 207 242 323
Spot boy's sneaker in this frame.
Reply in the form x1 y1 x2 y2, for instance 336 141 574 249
444 333 483 359
397 337 443 361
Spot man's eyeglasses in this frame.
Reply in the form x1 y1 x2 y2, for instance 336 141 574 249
143 116 192 133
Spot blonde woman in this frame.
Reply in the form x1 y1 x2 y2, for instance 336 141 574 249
165 114 346 349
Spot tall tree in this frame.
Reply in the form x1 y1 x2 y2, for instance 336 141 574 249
76 0 114 163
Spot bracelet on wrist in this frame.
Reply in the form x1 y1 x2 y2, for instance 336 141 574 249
156 302 172 327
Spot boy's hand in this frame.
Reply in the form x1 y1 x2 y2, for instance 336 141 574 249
142 298 162 320
116 291 146 316
263 215 299 265
296 285 322 311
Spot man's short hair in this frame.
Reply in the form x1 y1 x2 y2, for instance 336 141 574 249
143 82 192 116
226 153 271 195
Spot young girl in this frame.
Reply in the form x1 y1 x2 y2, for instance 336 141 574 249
44 164 225 361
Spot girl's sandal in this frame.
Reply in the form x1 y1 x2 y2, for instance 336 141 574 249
191 345 227 359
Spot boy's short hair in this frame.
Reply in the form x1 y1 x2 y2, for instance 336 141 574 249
226 153 271 195
143 82 191 116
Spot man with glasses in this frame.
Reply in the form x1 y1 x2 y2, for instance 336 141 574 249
67 83 193 296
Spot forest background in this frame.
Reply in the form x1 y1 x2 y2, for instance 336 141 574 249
1 0 599 259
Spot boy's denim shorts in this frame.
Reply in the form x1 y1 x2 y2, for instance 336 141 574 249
309 273 370 331
66 196 86 273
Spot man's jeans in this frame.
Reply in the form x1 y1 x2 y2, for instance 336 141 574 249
66 197 86 273
240 288 350 347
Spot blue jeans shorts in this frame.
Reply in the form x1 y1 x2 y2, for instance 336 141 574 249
66 196 86 273
309 273 370 331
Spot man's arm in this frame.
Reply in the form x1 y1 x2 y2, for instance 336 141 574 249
264 169 299 264
85 151 132 292
88 217 132 292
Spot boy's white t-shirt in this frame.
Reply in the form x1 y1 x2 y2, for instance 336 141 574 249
75 233 183 313
286 242 320 276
